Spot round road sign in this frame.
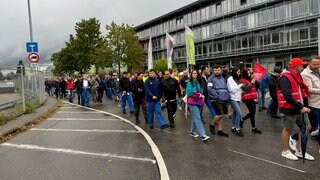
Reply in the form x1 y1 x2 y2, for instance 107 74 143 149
28 52 40 63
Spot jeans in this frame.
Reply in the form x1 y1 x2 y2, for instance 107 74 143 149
81 89 90 107
258 89 267 108
133 98 148 121
121 92 134 112
107 88 113 100
229 100 242 129
67 90 74 103
189 105 206 136
97 89 103 103
166 100 177 123
147 101 166 126
201 95 216 120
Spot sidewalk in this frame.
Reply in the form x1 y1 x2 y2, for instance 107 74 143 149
0 96 59 137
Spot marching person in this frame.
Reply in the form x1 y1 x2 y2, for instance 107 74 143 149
131 72 148 124
279 58 314 161
207 65 230 137
145 69 169 129
200 66 216 124
240 69 262 134
119 71 135 114
268 67 282 119
186 69 210 141
160 70 182 128
81 75 91 107
66 77 75 103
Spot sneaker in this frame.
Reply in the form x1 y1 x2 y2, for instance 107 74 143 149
281 150 298 161
235 130 244 137
160 124 169 129
217 130 229 137
289 136 297 151
311 129 319 136
295 151 315 161
122 111 126 114
231 127 236 133
201 135 210 141
135 119 140 125
209 124 216 135
169 121 175 128
149 125 154 129
262 107 267 110
173 114 176 119
252 128 262 134
190 132 199 138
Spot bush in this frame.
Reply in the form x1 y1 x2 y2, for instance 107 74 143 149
26 100 36 113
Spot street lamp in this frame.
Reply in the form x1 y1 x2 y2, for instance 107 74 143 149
27 0 34 42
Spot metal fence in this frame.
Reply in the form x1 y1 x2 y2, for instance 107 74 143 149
0 66 46 125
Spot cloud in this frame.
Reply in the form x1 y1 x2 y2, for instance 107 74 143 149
0 0 195 67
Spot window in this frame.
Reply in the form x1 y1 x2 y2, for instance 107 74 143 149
291 30 299 44
310 0 319 14
217 42 223 52
216 2 222 15
300 28 308 41
272 32 280 44
242 37 248 48
264 34 270 45
241 0 247 6
310 26 318 41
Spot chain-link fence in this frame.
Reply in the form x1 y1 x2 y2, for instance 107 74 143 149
0 66 46 125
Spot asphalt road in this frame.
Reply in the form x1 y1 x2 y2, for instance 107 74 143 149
0 97 320 180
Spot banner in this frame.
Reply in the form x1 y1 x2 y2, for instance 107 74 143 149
253 62 268 81
185 25 195 65
166 32 175 70
147 36 153 70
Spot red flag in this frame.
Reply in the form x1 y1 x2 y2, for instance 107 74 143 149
253 62 268 81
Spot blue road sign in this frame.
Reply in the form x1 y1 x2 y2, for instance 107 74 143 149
26 42 38 52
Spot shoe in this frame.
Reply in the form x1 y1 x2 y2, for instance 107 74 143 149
235 130 244 137
190 132 199 138
145 119 148 124
201 135 210 141
231 127 236 133
217 130 229 137
311 129 319 136
252 128 262 134
259 108 262 112
281 150 298 161
295 151 315 161
160 124 169 129
289 136 297 151
130 111 134 114
123 111 126 114
149 125 154 129
209 124 216 135
135 119 140 124
169 121 175 128
262 107 267 110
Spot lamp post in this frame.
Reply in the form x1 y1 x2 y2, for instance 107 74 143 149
27 0 34 42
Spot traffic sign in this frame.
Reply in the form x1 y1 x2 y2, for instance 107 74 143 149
28 52 40 63
26 42 38 52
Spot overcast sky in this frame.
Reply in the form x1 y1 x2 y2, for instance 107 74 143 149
0 0 196 67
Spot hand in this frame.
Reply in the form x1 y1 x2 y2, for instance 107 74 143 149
152 96 157 100
301 107 311 113
251 79 256 84
123 91 126 94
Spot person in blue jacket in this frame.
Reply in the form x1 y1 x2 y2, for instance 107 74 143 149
145 69 169 129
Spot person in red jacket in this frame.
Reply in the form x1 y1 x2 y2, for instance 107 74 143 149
240 69 262 134
278 58 314 161
66 77 75 103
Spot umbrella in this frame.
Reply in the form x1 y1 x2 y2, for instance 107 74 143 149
297 113 308 163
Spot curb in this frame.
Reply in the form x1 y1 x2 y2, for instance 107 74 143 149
0 97 61 141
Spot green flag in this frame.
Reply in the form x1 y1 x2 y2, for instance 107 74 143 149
185 25 195 65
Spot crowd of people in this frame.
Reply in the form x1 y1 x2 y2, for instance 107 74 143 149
44 55 320 161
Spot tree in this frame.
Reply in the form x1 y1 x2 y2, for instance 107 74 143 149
0 70 4 81
105 22 145 73
153 59 177 73
6 72 15 80
51 18 104 76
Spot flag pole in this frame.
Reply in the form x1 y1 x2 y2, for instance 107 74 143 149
185 26 189 74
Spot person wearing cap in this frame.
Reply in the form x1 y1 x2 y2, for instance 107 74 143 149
300 55 320 153
278 58 314 161
267 66 282 119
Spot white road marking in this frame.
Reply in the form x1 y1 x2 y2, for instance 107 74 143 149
48 118 119 121
30 128 139 133
57 111 102 114
1 143 156 164
63 101 170 180
228 149 306 173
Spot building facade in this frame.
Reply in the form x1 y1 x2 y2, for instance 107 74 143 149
136 0 320 71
